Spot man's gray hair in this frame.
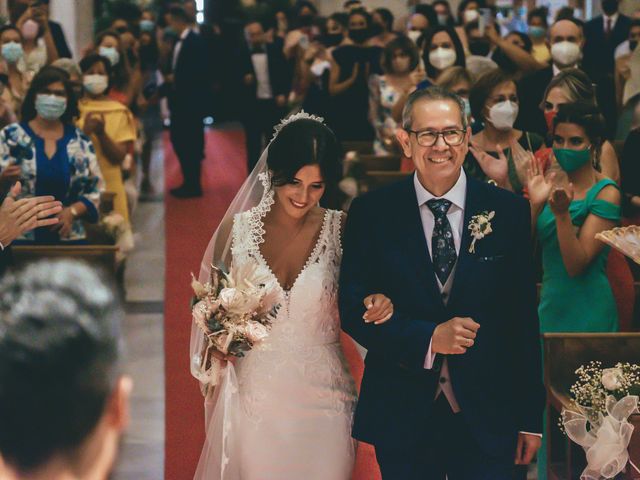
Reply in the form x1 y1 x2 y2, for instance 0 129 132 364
401 86 468 131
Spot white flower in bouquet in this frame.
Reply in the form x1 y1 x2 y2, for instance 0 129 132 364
602 367 625 391
219 287 260 315
244 321 269 343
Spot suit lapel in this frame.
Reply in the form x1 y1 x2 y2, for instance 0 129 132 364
448 176 485 310
395 176 446 311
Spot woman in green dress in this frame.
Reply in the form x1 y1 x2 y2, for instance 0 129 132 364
527 101 620 479
528 101 620 333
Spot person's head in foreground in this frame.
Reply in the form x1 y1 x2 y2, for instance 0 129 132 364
0 260 131 480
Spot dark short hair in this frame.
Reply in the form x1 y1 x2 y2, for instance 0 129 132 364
528 7 549 28
553 101 606 149
469 68 515 121
21 66 79 124
0 24 22 40
421 25 466 79
402 86 468 130
167 5 190 23
381 35 420 74
413 4 438 29
79 53 114 92
296 1 318 16
630 19 640 30
267 117 342 209
373 8 394 31
0 260 123 472
328 12 348 29
348 7 371 27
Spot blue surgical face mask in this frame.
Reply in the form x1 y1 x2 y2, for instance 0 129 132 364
140 19 155 32
1 41 23 64
99 46 120 66
35 94 67 121
529 26 546 39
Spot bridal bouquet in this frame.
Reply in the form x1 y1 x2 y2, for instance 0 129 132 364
561 361 640 479
191 263 280 386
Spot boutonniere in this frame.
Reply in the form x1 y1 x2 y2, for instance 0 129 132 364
468 211 495 254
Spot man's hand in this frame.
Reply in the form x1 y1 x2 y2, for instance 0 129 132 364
243 73 255 86
514 433 542 465
275 94 286 108
0 182 62 245
431 317 480 354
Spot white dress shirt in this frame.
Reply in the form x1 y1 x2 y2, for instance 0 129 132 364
250 49 274 100
415 170 466 413
172 28 192 71
415 170 542 437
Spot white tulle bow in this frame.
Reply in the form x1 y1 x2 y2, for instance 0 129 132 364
563 395 639 479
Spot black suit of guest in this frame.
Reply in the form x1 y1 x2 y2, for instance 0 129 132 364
516 66 554 137
340 173 545 478
168 28 209 193
237 40 291 171
582 12 631 136
48 21 72 59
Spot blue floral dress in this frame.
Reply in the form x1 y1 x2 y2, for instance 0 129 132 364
0 122 103 243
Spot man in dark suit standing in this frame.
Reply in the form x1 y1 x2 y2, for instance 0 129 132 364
239 20 291 171
165 5 209 198
339 87 545 478
583 0 631 136
517 18 585 137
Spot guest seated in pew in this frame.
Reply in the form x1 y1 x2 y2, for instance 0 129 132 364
0 66 102 245
0 260 132 480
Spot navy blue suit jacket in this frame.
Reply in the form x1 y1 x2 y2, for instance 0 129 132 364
169 30 209 118
339 173 545 458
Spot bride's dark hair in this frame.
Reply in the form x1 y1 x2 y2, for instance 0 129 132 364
267 119 343 209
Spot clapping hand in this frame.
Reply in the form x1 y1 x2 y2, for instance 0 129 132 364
0 182 62 246
363 293 394 324
83 112 105 136
526 155 555 206
432 317 480 354
469 142 510 188
549 184 574 216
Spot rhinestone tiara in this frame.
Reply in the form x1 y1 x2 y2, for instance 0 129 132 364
271 110 325 141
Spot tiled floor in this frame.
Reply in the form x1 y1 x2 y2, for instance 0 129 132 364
112 136 165 480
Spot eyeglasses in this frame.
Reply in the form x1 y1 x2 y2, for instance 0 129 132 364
406 129 466 147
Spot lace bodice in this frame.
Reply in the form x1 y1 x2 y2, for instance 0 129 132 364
231 207 345 349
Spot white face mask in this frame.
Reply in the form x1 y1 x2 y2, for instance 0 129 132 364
83 74 109 95
463 9 479 24
429 47 456 70
488 100 519 131
407 30 422 44
550 41 582 67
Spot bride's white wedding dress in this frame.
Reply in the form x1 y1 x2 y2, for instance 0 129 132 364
194 206 357 480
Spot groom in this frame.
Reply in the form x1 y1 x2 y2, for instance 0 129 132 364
339 87 545 478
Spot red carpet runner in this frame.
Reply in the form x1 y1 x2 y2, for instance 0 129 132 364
164 128 380 479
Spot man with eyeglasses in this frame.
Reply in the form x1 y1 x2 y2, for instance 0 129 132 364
340 86 544 478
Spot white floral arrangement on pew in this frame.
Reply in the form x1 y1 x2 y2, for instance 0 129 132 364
100 212 134 264
191 263 280 390
561 361 640 479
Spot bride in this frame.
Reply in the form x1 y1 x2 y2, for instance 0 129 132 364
190 112 393 479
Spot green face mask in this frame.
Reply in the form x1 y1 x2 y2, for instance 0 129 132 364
553 147 591 172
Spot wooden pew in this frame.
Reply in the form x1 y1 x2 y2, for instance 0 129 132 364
11 245 119 275
542 333 640 480
358 154 401 172
341 141 373 155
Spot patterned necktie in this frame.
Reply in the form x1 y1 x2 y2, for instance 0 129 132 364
426 199 457 285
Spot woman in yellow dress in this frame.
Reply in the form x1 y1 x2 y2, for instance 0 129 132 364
76 53 135 224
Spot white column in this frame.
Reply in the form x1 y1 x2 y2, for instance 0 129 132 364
49 0 94 59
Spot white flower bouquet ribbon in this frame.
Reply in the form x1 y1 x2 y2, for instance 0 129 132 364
563 395 639 479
